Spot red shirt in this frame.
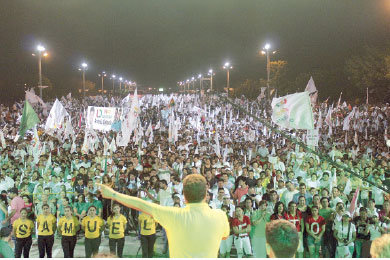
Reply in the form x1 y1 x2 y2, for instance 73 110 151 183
285 211 302 232
305 215 325 235
270 213 285 221
232 215 251 237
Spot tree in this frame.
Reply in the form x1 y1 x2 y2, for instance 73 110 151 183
234 79 262 99
344 46 390 102
269 60 291 96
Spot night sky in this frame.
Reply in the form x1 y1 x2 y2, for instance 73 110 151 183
1 0 390 103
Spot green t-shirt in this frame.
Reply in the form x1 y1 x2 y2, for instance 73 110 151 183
0 240 14 258
74 202 88 215
319 208 334 224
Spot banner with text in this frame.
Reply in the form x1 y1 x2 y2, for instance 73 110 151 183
87 106 121 131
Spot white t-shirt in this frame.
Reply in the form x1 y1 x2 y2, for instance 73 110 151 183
334 222 356 247
369 223 387 241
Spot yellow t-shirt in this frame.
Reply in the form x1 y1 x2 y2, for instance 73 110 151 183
107 214 127 239
13 218 34 238
82 216 104 239
151 203 230 258
58 216 80 236
37 214 57 236
138 212 157 236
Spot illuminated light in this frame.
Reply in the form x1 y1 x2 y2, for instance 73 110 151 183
37 45 45 52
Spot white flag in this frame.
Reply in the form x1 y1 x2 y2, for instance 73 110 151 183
305 76 317 94
343 107 356 131
271 92 314 130
45 99 70 130
0 130 6 149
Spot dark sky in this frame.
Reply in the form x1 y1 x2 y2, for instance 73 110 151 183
1 0 390 102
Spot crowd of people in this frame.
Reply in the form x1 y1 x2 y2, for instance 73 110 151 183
0 91 389 258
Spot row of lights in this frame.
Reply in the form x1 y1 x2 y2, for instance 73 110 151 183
177 43 276 97
32 44 136 99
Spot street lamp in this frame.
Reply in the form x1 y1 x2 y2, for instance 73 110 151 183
79 62 88 98
208 69 214 91
223 62 233 97
261 43 277 97
186 79 190 94
191 77 195 92
36 44 47 99
111 74 116 94
198 74 202 93
98 71 106 94
119 77 123 95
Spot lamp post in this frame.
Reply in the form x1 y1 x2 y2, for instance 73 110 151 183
36 45 47 99
111 74 116 94
191 77 195 92
223 62 233 97
261 43 276 98
119 77 123 96
80 63 88 98
208 69 214 92
198 74 202 93
98 71 106 93
186 79 190 94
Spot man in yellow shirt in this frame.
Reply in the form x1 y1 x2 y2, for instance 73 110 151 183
138 211 157 258
58 206 80 258
37 204 57 258
98 174 230 258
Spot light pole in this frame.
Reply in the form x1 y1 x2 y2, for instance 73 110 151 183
98 71 106 94
119 77 123 95
186 79 190 94
208 69 214 92
198 74 202 93
111 74 116 94
223 62 233 97
80 63 88 98
36 45 47 99
261 43 276 98
191 77 195 92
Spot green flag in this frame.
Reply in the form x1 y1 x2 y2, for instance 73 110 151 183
19 100 40 138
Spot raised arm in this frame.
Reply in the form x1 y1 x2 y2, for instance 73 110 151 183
97 183 158 216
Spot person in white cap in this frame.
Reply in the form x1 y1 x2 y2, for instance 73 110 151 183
333 211 356 258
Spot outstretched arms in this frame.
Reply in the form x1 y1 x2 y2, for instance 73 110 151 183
97 183 156 216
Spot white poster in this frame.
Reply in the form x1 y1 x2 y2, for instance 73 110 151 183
87 106 119 131
306 129 319 147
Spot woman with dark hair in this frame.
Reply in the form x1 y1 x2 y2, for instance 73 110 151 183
74 194 87 220
270 201 286 221
285 201 304 258
13 208 34 258
58 206 80 258
107 203 127 257
0 193 8 228
81 205 104 258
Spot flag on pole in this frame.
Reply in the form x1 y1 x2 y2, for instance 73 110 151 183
348 186 360 216
19 100 40 139
45 99 69 131
271 92 314 130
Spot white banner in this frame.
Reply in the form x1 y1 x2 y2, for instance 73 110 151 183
306 129 319 147
87 106 120 131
